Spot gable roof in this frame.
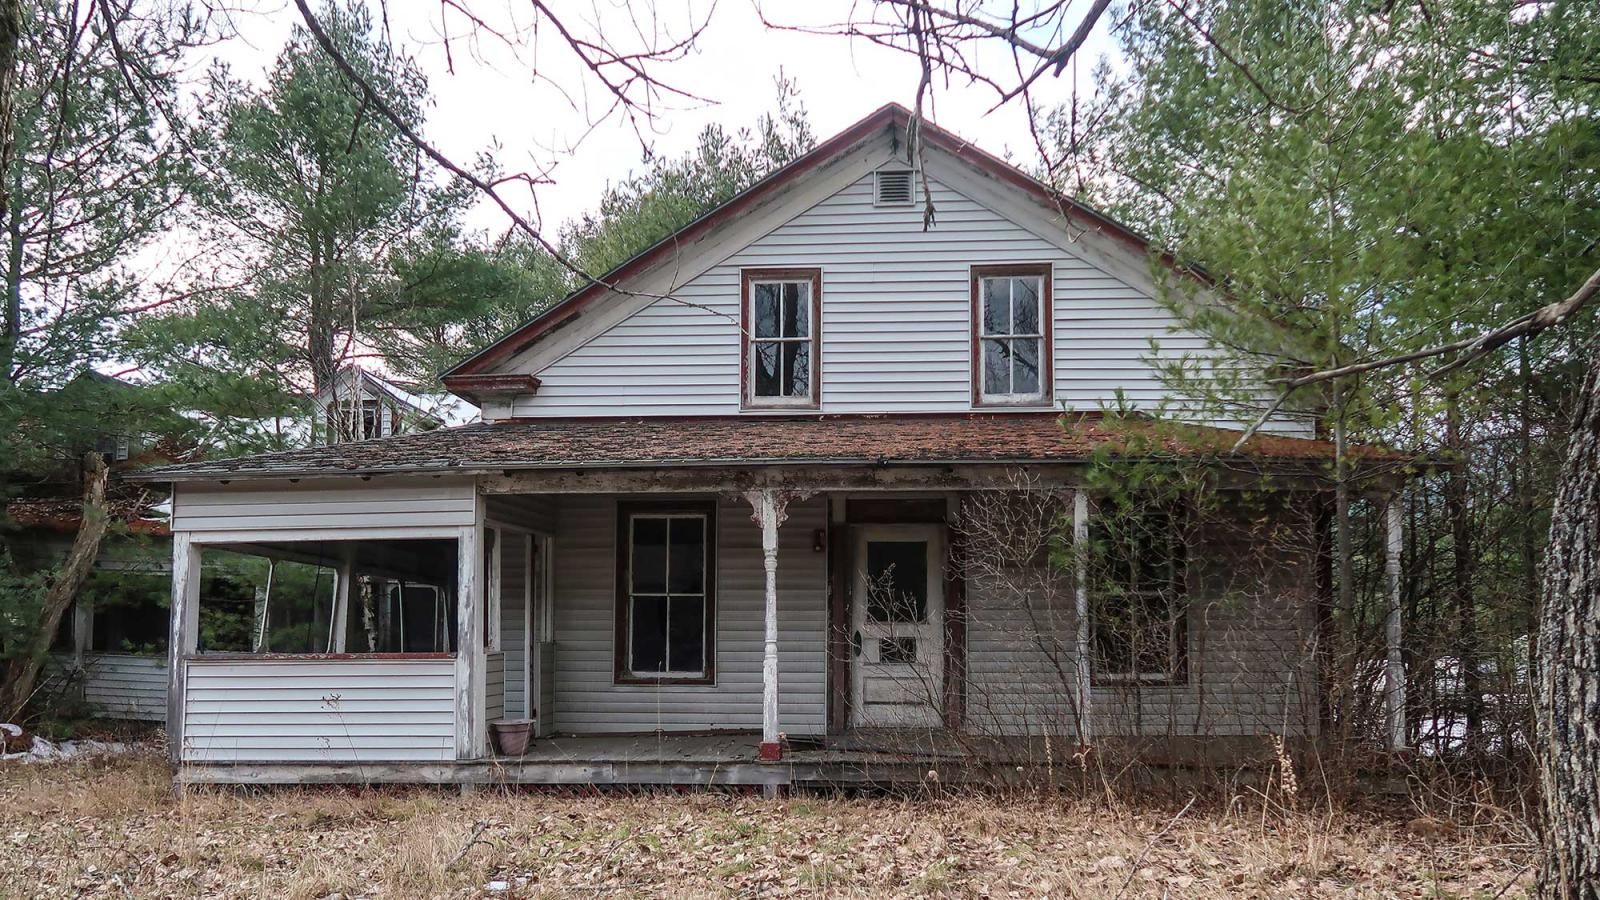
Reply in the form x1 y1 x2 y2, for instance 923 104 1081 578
441 103 1168 391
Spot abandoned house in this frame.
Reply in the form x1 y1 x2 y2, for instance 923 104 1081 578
126 104 1410 789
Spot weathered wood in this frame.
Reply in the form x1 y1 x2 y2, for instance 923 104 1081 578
481 464 1090 496
744 489 789 758
166 533 201 763
455 522 486 759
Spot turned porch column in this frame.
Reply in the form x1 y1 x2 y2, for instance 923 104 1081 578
745 488 792 762
1384 495 1406 751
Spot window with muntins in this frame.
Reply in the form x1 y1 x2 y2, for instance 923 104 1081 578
1090 502 1188 684
742 268 821 409
972 264 1052 406
616 502 716 683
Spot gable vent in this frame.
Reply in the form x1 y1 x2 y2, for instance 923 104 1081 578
874 169 914 206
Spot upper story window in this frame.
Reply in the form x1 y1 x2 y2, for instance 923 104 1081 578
742 268 821 409
971 264 1053 407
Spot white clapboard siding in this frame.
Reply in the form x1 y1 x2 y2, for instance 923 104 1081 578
550 494 828 734
963 499 1321 738
486 652 506 723
511 172 1218 419
172 478 476 534
181 657 455 762
496 536 529 719
45 653 169 721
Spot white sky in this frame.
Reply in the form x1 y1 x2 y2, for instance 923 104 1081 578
200 0 1122 236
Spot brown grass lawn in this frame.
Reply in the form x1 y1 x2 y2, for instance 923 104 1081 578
0 751 1534 898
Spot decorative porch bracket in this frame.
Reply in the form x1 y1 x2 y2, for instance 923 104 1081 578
743 488 811 762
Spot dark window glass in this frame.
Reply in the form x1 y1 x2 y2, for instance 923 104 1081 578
1013 338 1041 395
753 283 780 338
982 278 1010 334
784 343 809 396
782 282 807 337
668 595 705 673
750 277 814 400
1012 277 1040 333
667 517 706 593
630 595 668 673
865 540 929 622
880 636 917 664
983 339 1011 395
631 518 668 594
626 513 709 677
1091 505 1185 679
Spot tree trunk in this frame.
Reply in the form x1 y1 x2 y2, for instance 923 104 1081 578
1445 390 1481 750
0 0 24 380
1537 343 1600 898
0 452 110 722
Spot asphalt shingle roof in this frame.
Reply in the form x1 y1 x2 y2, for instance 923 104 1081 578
125 413 1384 483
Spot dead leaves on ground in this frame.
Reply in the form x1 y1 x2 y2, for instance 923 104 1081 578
0 753 1534 898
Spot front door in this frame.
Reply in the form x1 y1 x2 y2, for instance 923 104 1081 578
850 525 945 728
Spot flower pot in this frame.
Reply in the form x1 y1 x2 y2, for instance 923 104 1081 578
489 718 534 757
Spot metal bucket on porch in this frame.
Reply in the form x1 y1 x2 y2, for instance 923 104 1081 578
490 718 535 757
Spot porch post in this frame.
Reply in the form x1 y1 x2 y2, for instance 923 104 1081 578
1384 495 1406 751
1072 489 1092 745
166 532 201 765
329 547 354 652
746 488 789 762
455 523 487 759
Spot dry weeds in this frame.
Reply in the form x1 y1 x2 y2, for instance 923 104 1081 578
0 751 1533 898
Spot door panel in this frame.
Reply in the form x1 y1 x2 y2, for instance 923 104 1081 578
850 524 944 728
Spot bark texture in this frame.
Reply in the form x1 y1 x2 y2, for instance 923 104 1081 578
0 452 109 721
1538 345 1600 898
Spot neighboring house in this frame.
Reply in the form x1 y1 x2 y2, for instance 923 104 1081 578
131 104 1411 789
311 366 477 445
3 372 186 722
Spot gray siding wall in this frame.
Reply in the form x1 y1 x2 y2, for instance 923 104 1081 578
511 172 1214 418
963 496 1321 738
47 653 168 721
548 494 828 734
172 478 477 534
497 534 529 718
181 657 455 763
486 652 506 723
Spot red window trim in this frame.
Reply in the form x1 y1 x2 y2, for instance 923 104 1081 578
613 499 719 686
740 267 823 411
969 263 1055 408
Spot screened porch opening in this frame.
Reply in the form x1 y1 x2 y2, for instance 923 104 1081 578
193 539 458 656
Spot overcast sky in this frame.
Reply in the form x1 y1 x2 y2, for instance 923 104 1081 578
203 0 1121 236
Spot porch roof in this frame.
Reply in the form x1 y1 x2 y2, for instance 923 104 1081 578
127 413 1400 483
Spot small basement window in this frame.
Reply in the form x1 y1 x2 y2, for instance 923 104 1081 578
742 268 822 409
874 169 915 206
972 264 1053 406
616 501 717 683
